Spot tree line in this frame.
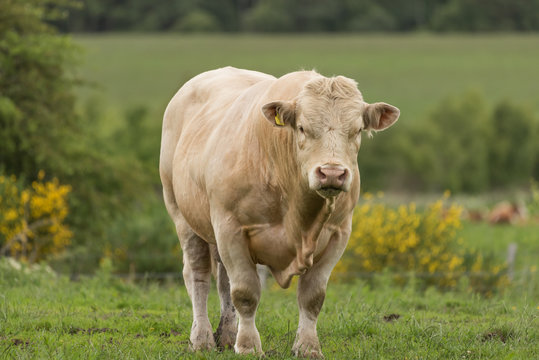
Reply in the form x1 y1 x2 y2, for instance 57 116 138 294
58 0 539 33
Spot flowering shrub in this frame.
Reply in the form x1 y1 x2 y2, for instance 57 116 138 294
0 171 71 262
334 192 507 292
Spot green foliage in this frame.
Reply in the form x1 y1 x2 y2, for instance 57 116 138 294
174 9 220 32
425 93 538 192
359 91 539 193
57 0 539 33
529 180 539 216
243 0 295 32
431 0 539 32
343 1 397 32
0 2 79 177
423 91 490 192
488 101 538 186
0 0 167 274
103 197 179 275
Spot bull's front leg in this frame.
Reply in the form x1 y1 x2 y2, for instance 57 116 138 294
293 228 348 359
213 217 263 355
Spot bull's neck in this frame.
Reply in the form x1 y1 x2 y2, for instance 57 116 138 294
291 184 332 228
253 118 298 197
273 186 335 288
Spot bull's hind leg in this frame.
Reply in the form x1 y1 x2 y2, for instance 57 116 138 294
210 245 237 350
178 224 216 351
162 185 216 351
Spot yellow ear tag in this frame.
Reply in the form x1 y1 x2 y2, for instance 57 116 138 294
275 114 285 126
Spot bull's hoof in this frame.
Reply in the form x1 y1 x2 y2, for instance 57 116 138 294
214 323 237 350
234 331 263 356
234 344 264 356
292 341 324 359
189 322 216 351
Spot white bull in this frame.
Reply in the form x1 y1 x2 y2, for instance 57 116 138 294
159 67 399 357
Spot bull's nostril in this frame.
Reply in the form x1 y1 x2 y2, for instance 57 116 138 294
316 167 326 180
338 169 348 182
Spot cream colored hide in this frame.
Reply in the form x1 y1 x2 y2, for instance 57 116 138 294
159 67 399 357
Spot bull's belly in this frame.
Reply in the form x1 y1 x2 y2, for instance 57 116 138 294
246 224 334 272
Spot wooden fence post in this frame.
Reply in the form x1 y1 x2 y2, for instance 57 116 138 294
506 243 517 281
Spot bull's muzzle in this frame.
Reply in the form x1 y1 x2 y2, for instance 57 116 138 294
312 164 350 198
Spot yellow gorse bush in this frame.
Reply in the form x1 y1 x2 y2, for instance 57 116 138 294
0 171 72 262
334 192 509 293
335 192 479 289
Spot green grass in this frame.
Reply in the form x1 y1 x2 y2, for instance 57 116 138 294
1 253 538 360
460 222 539 271
74 33 539 124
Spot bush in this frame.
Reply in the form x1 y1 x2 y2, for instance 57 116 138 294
430 0 539 32
360 92 539 194
422 91 490 192
243 0 295 32
0 171 71 263
0 0 158 274
173 9 220 32
101 197 180 275
488 101 538 187
345 3 397 32
334 193 508 293
528 179 539 216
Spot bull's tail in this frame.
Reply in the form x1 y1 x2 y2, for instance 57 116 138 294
209 244 219 279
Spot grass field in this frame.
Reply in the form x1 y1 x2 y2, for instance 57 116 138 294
1 259 538 360
459 222 539 271
74 34 539 124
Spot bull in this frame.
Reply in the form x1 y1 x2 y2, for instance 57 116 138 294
159 67 399 357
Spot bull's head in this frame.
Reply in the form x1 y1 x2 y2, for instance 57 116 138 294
262 76 399 199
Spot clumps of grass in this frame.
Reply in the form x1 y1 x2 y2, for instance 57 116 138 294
383 313 401 322
67 327 118 335
481 328 515 343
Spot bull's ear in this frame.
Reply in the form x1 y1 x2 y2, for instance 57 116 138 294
363 102 400 132
261 100 296 127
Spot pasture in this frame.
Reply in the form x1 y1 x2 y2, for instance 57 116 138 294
75 34 539 124
2 34 538 359
1 259 538 359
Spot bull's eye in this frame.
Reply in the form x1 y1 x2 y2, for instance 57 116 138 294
298 125 305 134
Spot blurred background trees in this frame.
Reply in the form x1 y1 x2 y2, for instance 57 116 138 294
359 91 539 192
55 0 539 33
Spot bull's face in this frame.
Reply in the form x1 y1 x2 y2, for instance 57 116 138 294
262 76 399 199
